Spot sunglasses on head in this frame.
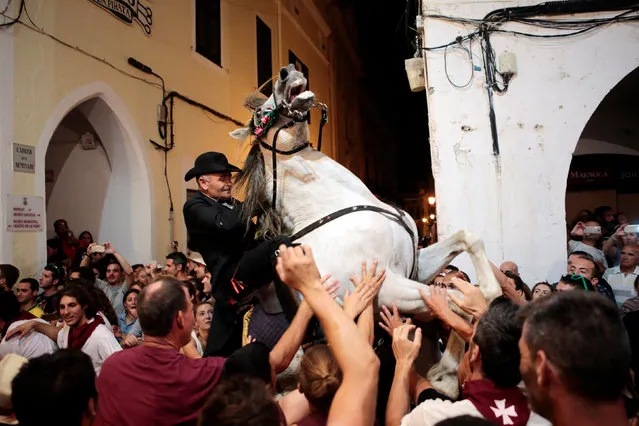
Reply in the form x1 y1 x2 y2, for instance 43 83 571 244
46 264 62 275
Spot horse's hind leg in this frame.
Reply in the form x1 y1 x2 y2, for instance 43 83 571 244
415 231 468 284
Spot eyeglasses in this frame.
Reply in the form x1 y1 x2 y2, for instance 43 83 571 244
569 274 589 291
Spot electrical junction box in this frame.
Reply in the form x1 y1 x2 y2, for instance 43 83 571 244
498 52 518 75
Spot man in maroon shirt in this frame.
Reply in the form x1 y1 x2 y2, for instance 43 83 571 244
94 276 225 426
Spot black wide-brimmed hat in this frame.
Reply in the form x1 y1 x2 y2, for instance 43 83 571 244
184 152 241 181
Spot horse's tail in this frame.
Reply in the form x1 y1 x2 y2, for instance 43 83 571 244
235 142 283 239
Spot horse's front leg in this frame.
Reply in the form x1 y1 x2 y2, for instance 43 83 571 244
460 232 502 303
415 231 468 284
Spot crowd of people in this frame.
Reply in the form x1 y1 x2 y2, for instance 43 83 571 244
0 153 637 426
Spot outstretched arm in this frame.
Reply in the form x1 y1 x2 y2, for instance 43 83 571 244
269 300 313 373
5 320 61 344
386 324 422 426
104 243 133 278
276 245 379 426
270 275 338 373
419 287 473 343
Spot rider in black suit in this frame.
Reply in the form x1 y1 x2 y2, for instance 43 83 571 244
183 152 287 357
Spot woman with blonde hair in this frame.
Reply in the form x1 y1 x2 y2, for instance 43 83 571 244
296 344 342 426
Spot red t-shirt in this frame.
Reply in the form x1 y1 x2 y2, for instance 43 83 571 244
94 345 225 426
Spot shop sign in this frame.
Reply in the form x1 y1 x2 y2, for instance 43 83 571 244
88 0 152 35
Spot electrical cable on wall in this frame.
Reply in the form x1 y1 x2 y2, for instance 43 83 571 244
443 39 475 88
418 1 639 159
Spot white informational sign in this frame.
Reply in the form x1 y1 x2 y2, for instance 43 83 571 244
6 195 44 232
13 143 35 173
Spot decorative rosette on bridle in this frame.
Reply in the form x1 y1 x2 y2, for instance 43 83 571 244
249 107 278 137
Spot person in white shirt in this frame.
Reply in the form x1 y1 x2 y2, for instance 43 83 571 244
387 298 549 426
5 285 121 375
603 244 639 305
0 318 58 359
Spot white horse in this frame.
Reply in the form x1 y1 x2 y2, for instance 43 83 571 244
231 64 501 397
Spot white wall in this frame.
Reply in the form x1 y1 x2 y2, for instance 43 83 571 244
46 138 111 241
421 1 639 282
0 0 14 263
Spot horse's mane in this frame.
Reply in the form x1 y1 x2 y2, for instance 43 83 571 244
235 135 285 239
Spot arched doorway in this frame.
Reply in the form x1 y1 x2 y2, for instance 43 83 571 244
566 67 639 231
46 106 111 245
36 83 154 267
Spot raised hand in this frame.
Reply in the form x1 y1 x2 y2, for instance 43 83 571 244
448 277 488 319
571 222 585 238
343 283 377 319
391 324 422 366
379 303 412 336
419 285 451 320
104 242 115 254
321 274 340 300
350 260 386 292
275 245 321 292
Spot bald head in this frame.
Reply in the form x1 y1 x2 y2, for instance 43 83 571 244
500 261 519 276
138 276 187 337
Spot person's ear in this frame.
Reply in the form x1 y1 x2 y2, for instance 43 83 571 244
591 277 599 286
176 310 185 329
470 343 481 364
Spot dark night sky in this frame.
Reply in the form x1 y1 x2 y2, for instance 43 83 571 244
353 1 432 196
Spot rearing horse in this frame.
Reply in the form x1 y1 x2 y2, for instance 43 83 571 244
231 64 501 397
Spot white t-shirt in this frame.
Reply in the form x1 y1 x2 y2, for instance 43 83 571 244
0 319 58 359
191 331 204 356
57 318 122 375
400 398 551 426
603 265 639 305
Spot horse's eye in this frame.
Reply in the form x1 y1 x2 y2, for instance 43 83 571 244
279 68 289 80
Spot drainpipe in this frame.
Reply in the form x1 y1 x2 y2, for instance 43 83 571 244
277 0 283 67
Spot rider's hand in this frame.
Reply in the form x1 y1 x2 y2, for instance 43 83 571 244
275 245 322 292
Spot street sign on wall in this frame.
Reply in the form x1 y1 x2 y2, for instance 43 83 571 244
6 195 44 232
13 143 35 173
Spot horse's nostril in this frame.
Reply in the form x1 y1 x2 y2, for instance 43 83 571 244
279 68 289 80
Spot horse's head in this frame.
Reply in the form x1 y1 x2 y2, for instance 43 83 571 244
230 64 315 146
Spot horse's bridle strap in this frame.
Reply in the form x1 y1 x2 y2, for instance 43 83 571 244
290 205 414 242
259 140 310 155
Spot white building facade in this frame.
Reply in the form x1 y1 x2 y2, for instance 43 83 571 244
420 0 639 282
0 0 372 277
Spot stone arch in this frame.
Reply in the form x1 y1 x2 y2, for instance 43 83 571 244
35 82 154 266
